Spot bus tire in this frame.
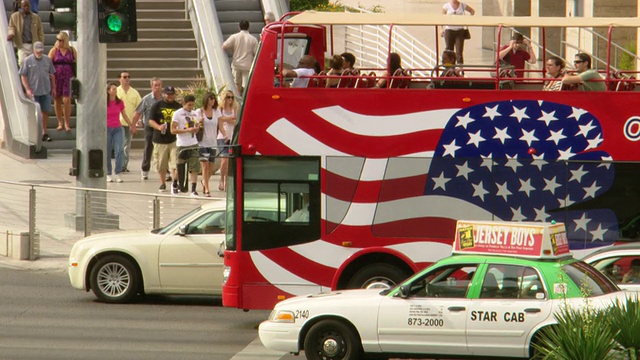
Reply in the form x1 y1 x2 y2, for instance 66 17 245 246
346 263 407 290
304 319 362 360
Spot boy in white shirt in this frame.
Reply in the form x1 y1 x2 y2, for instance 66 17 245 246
171 95 201 196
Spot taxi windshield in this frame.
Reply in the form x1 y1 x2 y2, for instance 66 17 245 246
562 261 620 295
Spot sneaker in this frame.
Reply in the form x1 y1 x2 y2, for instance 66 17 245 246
116 175 123 183
141 171 149 180
190 191 199 197
171 185 179 195
122 168 130 173
42 134 52 142
166 175 172 182
106 175 113 183
158 184 167 192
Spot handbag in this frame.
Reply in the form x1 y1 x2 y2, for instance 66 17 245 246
196 126 204 142
463 29 471 40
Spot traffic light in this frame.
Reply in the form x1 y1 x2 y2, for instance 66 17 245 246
97 0 137 43
50 0 77 32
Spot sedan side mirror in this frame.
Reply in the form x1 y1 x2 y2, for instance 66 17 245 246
399 284 410 299
178 224 188 236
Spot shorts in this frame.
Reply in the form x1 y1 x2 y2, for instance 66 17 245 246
199 147 217 162
152 142 177 173
217 138 230 156
177 146 201 173
232 68 249 88
34 94 52 113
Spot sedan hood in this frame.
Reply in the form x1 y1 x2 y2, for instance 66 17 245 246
74 230 154 247
275 289 387 309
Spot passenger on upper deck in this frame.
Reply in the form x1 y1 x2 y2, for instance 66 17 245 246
282 55 317 88
326 55 344 88
375 52 402 88
498 33 536 79
440 50 463 77
562 53 606 92
543 56 565 91
340 52 357 73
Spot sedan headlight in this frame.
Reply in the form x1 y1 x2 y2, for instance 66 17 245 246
269 310 295 323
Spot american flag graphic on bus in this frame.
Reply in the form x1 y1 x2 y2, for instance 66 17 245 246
266 100 618 256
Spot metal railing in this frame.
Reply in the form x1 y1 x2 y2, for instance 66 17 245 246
186 0 236 94
0 180 221 260
341 7 438 78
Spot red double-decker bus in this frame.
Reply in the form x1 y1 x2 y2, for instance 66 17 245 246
222 13 640 310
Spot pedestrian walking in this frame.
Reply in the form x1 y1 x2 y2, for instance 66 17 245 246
18 41 55 142
48 31 76 132
133 77 163 180
222 20 258 94
7 0 44 66
117 70 141 173
148 86 181 193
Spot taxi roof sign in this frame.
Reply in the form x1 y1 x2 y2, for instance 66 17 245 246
453 221 570 259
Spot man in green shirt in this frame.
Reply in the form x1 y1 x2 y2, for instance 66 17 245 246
562 52 606 91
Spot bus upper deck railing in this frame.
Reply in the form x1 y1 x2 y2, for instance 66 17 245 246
289 65 639 91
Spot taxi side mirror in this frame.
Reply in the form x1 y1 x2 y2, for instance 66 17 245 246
178 225 188 236
399 284 410 298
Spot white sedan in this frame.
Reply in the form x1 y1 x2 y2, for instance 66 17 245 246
583 243 640 292
68 200 227 303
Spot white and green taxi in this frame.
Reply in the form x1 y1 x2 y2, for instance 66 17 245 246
259 220 630 360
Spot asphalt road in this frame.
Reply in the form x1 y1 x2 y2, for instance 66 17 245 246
0 267 273 360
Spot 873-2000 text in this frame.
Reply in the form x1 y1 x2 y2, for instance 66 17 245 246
407 318 444 327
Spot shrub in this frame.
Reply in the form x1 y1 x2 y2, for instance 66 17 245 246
606 297 640 360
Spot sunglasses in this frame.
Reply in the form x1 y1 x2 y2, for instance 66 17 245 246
226 96 234 99
121 75 130 78
56 38 63 41
574 60 584 64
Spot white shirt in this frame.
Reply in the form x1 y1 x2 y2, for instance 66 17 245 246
172 108 199 147
217 108 236 140
291 68 316 88
443 2 467 30
196 108 220 148
222 30 258 71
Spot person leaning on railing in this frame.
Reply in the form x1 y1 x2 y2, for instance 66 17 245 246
561 52 606 91
542 56 565 91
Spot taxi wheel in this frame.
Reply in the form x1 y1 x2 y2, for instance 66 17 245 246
89 255 140 304
304 319 362 360
347 263 407 290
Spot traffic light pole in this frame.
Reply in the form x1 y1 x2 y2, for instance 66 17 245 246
64 0 119 231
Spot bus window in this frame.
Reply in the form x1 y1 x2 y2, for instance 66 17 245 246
241 157 321 251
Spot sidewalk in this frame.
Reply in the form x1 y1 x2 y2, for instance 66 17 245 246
0 148 225 272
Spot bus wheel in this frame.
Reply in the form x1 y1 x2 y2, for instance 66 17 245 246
346 263 407 290
304 319 362 360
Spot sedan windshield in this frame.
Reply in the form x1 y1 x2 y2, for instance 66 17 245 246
157 206 203 235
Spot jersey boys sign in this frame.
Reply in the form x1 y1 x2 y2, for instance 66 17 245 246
454 221 570 258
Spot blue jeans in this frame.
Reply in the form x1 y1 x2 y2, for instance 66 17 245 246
106 127 124 175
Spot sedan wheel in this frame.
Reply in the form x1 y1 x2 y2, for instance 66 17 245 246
89 255 140 303
304 320 362 360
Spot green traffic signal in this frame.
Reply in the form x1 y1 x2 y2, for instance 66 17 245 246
106 14 123 33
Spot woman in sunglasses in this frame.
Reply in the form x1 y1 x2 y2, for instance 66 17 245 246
48 31 76 132
216 90 239 192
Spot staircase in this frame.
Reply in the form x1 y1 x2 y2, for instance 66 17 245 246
107 0 203 96
214 0 265 41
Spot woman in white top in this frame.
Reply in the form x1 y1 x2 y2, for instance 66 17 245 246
217 90 239 192
196 92 222 196
441 0 475 65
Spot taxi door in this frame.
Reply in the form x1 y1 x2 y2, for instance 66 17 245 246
466 264 553 358
377 263 478 356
